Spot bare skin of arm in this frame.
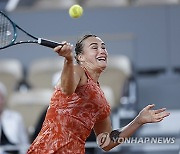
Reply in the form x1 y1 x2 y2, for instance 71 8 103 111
54 43 80 95
94 104 170 151
54 43 87 95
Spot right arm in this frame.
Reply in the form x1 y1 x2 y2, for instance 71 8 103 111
54 43 81 95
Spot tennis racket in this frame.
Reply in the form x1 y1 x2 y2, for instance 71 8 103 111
0 11 63 50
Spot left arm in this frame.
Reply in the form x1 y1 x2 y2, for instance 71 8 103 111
93 116 142 151
93 104 170 151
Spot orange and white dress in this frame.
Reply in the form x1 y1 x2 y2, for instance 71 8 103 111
27 68 111 154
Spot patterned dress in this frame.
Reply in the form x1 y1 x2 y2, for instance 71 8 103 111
27 67 111 154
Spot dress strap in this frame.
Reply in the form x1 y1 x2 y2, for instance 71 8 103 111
81 66 100 86
81 66 93 80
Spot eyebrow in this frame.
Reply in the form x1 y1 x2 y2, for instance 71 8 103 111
89 42 105 47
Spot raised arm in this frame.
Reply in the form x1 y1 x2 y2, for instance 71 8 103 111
94 104 170 152
54 42 81 95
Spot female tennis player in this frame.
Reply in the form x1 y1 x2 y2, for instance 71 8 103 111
27 34 170 153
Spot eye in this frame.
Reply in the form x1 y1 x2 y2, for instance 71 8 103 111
92 46 98 49
102 45 106 50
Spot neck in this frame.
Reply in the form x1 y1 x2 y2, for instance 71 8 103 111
88 68 101 82
81 64 102 82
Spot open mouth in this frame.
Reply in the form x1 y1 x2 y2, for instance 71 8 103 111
96 57 107 62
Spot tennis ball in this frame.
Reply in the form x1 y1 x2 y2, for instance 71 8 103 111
69 4 83 18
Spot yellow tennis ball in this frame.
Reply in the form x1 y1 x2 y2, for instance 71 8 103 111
69 4 83 18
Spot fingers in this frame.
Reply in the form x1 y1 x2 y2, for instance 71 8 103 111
153 106 170 120
54 41 67 52
155 118 164 122
145 104 155 110
54 44 63 52
140 104 170 124
54 41 73 58
144 104 170 114
156 111 170 119
150 110 170 123
154 108 166 114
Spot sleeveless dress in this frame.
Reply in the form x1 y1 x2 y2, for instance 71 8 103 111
27 67 111 154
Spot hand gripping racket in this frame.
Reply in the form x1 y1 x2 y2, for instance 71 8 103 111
0 11 63 50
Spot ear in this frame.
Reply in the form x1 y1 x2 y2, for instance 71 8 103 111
77 54 85 62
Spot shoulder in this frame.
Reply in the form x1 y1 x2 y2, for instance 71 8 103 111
74 64 89 87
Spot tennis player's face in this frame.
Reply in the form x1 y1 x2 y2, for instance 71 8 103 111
81 37 108 71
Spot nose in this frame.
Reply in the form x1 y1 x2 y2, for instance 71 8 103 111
99 48 108 55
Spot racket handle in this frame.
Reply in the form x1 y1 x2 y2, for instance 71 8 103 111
38 38 63 48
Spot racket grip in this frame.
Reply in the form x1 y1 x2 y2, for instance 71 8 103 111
38 38 63 48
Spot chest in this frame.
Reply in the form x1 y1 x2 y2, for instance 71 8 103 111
76 80 108 108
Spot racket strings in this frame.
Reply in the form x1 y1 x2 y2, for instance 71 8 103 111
0 14 14 48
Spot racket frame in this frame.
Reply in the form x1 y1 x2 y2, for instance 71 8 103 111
0 11 62 49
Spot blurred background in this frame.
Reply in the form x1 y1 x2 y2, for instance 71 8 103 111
0 0 180 154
